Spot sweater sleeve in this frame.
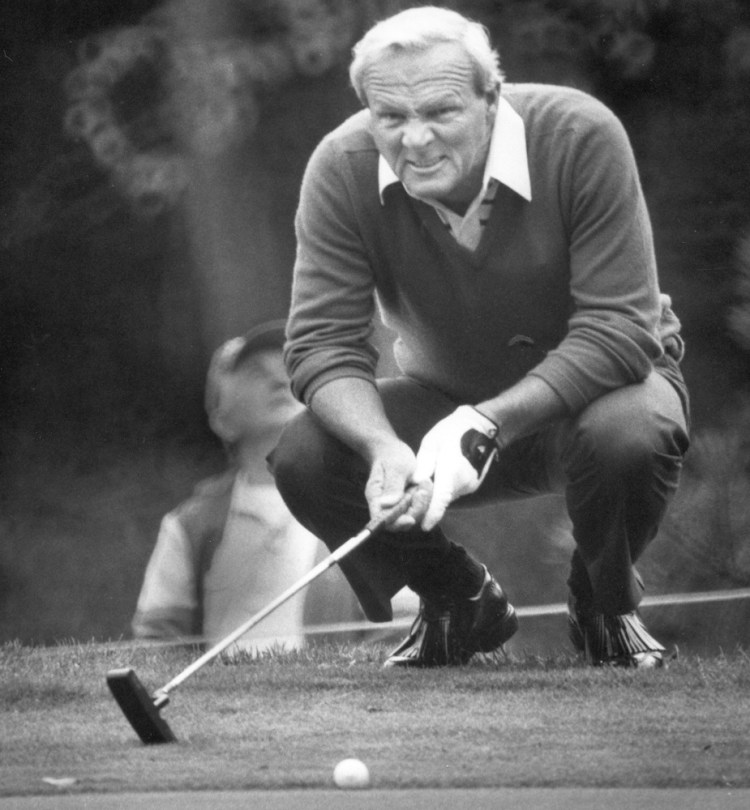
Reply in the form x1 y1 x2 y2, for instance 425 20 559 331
528 98 663 412
131 513 199 639
285 133 380 404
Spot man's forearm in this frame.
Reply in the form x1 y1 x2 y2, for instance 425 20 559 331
474 375 569 449
308 377 401 463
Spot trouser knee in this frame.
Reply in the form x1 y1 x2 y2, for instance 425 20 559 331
567 398 688 485
269 409 367 528
269 411 318 511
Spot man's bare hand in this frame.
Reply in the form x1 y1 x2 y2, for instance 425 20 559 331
364 441 433 531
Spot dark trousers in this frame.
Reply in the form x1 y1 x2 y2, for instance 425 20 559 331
269 365 689 622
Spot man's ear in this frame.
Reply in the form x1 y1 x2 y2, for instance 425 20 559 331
485 81 500 113
208 408 233 443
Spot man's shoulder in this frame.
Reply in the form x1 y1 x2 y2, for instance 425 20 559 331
303 108 378 193
319 108 375 155
503 83 619 131
172 471 235 516
192 470 235 495
164 471 235 545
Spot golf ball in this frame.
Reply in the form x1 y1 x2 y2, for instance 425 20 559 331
333 757 371 789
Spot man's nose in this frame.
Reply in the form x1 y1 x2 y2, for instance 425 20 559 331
401 118 433 148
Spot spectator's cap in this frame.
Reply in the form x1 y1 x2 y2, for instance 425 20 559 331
205 319 287 414
234 319 287 364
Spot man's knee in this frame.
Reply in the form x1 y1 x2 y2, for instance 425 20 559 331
269 410 327 500
269 408 369 508
577 411 656 470
568 380 688 477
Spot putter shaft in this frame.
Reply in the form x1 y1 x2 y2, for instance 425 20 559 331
108 492 414 743
160 495 413 695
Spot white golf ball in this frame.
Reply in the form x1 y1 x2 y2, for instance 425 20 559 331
333 757 371 789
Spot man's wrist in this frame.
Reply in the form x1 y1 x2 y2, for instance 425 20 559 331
455 404 499 438
469 403 506 449
468 404 499 433
358 432 405 465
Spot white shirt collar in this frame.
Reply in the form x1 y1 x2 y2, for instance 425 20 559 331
378 96 532 204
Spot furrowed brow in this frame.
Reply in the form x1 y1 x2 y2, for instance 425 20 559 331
365 60 475 100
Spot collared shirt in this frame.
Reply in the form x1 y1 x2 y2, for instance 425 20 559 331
132 474 319 652
203 477 318 653
378 96 532 250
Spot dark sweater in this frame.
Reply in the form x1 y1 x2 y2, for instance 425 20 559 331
287 83 669 413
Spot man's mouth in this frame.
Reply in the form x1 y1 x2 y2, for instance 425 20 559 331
408 157 444 173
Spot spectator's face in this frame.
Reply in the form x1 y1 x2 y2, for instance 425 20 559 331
366 41 497 213
214 349 301 442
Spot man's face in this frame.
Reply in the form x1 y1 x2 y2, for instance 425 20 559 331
214 349 302 443
365 41 498 214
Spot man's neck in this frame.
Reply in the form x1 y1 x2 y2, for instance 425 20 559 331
234 436 278 485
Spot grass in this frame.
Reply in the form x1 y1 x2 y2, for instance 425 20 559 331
2 641 750 797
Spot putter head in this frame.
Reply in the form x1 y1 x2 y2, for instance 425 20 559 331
106 668 177 744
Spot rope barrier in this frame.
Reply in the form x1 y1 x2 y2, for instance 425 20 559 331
65 587 750 650
301 586 750 636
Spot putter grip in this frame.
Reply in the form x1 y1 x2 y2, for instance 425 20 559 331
364 490 413 534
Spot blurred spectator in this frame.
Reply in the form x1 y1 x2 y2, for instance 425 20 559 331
132 320 373 652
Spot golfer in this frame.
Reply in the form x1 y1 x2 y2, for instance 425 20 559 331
270 6 690 668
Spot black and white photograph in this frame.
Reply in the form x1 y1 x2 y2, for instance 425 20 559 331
2 1 750 806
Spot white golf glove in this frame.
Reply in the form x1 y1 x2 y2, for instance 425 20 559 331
413 405 499 531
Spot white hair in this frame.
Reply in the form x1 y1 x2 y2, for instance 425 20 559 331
349 6 504 105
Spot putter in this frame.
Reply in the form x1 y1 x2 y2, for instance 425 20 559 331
107 493 415 744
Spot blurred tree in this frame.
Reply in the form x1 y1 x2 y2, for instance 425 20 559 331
56 0 357 353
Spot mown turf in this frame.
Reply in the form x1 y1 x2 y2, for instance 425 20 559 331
2 640 750 797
